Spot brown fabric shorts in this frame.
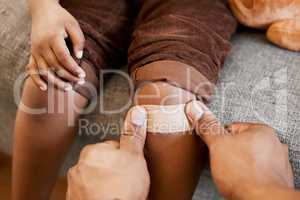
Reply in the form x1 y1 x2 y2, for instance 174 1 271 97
61 0 237 102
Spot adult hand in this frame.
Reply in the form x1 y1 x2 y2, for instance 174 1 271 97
27 0 86 91
185 101 294 199
66 106 150 200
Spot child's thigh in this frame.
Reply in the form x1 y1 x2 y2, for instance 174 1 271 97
129 0 236 102
60 0 137 100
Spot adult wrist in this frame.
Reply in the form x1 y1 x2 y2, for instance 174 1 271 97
28 0 59 17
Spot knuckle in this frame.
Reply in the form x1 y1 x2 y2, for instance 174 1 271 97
80 145 97 158
67 167 75 177
38 44 48 52
29 72 39 78
123 133 144 148
56 69 66 77
35 37 48 47
67 166 80 181
58 52 69 63
198 117 218 131
70 19 80 28
30 50 39 58
48 59 58 67
32 43 43 52
39 70 49 78
123 129 135 137
32 37 50 49
48 34 58 43
31 40 41 48
44 55 53 63
66 21 77 31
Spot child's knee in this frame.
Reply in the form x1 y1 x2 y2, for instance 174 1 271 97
134 81 196 106
131 60 215 104
20 78 50 109
134 80 198 134
19 78 87 117
134 78 197 134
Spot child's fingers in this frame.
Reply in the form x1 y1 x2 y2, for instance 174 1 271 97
42 48 62 70
26 56 47 91
43 49 81 83
65 21 85 59
51 35 86 78
36 57 73 92
45 71 73 92
56 67 85 85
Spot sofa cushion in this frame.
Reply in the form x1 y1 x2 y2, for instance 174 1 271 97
0 0 30 154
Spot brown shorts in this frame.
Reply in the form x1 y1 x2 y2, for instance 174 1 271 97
61 0 237 102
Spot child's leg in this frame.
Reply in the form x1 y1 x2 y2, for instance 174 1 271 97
13 79 88 200
129 0 237 199
12 0 135 199
135 80 208 200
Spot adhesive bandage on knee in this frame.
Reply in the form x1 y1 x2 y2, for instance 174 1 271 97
143 104 192 133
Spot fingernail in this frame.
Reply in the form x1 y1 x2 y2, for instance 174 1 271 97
40 85 47 91
76 50 83 59
56 70 65 77
63 32 68 38
64 84 73 91
77 79 85 85
78 73 85 78
130 106 147 127
77 69 86 78
186 101 204 122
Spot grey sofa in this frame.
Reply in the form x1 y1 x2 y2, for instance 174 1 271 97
0 0 299 199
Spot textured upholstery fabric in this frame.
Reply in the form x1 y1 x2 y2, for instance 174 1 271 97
0 0 299 198
0 0 30 154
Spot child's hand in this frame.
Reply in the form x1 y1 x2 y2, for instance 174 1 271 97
28 0 86 91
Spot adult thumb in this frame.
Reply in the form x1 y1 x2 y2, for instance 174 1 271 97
120 106 147 154
185 101 227 146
